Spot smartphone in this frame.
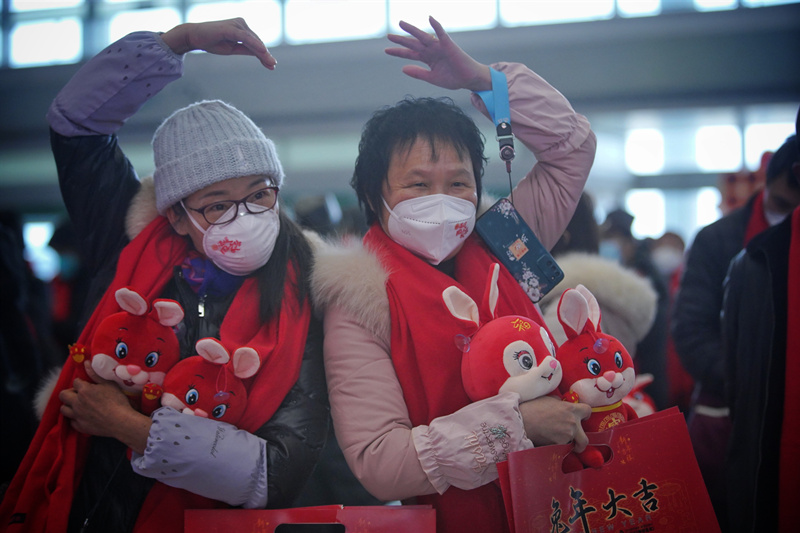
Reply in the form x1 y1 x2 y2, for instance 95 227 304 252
474 198 564 303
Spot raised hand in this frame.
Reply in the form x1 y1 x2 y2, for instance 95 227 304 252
162 17 277 70
385 16 491 92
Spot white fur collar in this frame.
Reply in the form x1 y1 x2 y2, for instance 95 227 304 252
125 175 160 240
310 238 390 341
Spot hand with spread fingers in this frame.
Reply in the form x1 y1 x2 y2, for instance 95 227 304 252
385 16 491 92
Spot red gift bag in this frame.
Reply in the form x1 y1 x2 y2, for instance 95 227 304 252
498 407 720 532
185 505 435 532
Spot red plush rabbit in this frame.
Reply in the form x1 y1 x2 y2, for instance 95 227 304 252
160 337 260 426
555 284 638 471
444 263 562 403
70 287 184 414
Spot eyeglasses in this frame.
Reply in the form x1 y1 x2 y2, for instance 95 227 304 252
183 187 279 225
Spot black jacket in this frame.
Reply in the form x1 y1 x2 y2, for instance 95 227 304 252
721 214 791 533
51 130 329 532
671 195 756 399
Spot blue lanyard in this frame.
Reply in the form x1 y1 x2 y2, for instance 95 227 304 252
477 67 515 194
477 67 511 125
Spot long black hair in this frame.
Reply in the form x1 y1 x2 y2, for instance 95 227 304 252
254 209 313 322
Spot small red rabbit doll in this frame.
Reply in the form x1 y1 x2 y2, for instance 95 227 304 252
160 337 260 426
556 284 638 471
71 287 184 414
444 263 562 403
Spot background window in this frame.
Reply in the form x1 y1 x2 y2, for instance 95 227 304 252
11 0 82 12
285 0 385 44
625 189 665 238
10 18 82 67
694 125 742 172
625 128 665 176
617 0 661 17
389 0 497 33
188 1 282 46
108 8 181 43
499 0 614 26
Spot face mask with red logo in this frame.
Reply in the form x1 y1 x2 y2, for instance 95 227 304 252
183 202 280 276
383 194 476 265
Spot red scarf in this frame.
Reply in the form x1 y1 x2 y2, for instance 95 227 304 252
363 224 545 533
779 207 800 530
0 217 310 533
743 190 769 245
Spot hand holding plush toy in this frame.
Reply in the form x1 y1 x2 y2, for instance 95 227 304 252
70 287 184 415
556 284 638 471
443 263 562 403
161 337 260 426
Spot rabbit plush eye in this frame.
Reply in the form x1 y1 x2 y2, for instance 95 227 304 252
185 388 199 405
614 351 623 368
212 404 228 419
515 350 534 370
115 341 128 359
586 358 601 376
144 351 159 368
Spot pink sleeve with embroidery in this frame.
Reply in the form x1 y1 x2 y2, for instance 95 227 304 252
471 62 597 251
323 306 532 501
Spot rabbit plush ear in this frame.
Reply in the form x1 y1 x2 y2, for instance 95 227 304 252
195 338 231 365
152 299 184 327
115 287 148 316
556 288 590 340
481 263 501 321
232 347 260 379
442 286 480 330
575 284 602 332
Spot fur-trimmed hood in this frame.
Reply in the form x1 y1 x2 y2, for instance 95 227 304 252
538 252 658 357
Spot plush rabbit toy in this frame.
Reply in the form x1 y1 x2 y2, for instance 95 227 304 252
70 287 184 415
160 338 260 426
444 263 562 403
555 284 638 471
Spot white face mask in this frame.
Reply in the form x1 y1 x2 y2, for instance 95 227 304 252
764 207 790 227
383 194 476 265
183 202 280 276
651 246 683 277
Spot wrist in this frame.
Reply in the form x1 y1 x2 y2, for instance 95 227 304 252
114 408 152 454
160 23 194 55
468 64 492 93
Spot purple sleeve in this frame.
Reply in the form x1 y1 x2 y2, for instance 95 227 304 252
131 407 269 508
47 31 184 136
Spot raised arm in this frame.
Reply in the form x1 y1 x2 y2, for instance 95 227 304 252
384 17 596 251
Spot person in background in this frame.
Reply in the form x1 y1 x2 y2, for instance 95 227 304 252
649 231 695 414
721 111 800 533
0 212 54 491
599 208 670 410
312 16 596 533
672 132 800 532
47 219 91 354
0 19 328 533
717 151 771 217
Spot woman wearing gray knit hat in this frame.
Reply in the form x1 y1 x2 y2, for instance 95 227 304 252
0 19 327 533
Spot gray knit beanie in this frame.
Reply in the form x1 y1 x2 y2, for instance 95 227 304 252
152 100 284 215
